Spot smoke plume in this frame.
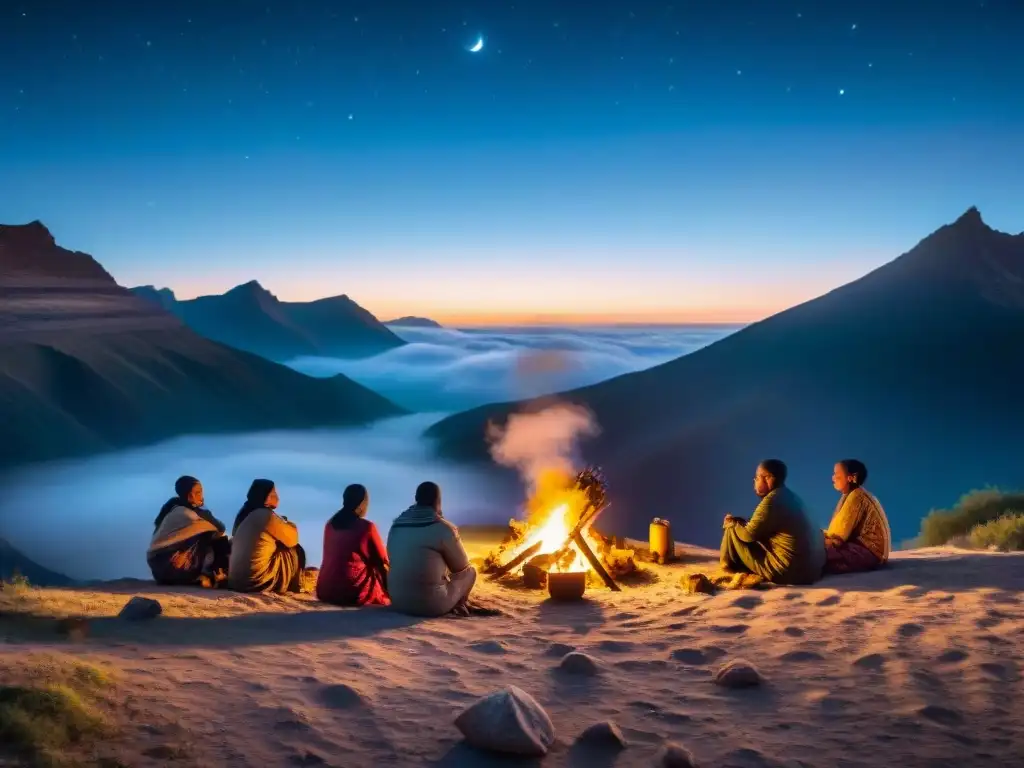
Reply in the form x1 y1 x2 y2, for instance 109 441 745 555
486 402 600 491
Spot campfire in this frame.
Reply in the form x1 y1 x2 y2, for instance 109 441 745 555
482 466 637 593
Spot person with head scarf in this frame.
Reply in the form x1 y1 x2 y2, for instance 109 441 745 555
147 475 230 588
315 484 390 606
385 481 478 617
823 459 891 574
228 479 307 593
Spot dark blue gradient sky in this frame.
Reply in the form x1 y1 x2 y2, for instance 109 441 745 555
2 0 1021 323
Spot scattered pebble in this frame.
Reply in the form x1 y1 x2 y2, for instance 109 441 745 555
558 651 601 675
575 720 627 749
118 596 162 621
713 659 763 688
657 740 699 767
681 573 716 595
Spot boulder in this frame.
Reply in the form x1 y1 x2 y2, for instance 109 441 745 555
454 686 555 757
118 596 162 621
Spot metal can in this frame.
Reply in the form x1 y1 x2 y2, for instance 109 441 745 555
649 518 672 563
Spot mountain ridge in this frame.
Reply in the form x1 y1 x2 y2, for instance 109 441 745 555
0 221 407 473
132 280 406 361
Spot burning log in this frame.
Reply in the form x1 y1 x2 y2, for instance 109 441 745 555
481 519 528 573
571 531 620 591
486 540 543 581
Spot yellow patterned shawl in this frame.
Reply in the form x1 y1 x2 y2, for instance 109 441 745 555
826 487 891 563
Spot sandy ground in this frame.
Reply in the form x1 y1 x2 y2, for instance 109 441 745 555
2 532 1022 768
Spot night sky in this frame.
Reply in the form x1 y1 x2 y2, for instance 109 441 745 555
2 1 1021 324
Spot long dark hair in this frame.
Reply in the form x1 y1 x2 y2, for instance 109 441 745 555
329 484 369 530
153 475 199 531
233 478 275 535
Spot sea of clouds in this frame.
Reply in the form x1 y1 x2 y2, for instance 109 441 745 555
0 324 735 580
288 324 737 412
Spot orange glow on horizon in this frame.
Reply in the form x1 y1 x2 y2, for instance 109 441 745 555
425 308 760 327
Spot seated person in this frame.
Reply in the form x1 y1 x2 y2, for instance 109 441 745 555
228 479 307 594
823 459 891 574
148 475 230 588
386 481 476 617
316 484 390 606
720 459 826 585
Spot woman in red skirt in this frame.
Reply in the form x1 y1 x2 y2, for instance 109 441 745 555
316 484 390 606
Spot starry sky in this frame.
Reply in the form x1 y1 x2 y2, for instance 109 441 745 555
1 0 1022 325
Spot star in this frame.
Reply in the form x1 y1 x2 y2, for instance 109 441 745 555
839 88 845 95
851 23 858 30
347 113 354 120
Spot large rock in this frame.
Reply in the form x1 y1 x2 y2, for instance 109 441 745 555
454 686 556 757
118 596 162 621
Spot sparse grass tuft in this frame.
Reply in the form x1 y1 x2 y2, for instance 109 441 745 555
916 489 1024 547
968 513 1024 552
0 655 115 767
1 568 32 592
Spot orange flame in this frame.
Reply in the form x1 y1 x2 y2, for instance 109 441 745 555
505 467 604 574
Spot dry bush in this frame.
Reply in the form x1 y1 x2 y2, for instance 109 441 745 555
0 654 115 767
968 513 1024 552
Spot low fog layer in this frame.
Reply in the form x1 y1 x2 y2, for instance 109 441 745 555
0 414 520 581
287 324 736 412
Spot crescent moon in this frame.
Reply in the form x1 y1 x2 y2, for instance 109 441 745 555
469 36 484 53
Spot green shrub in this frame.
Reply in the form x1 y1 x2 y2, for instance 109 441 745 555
969 513 1024 552
916 489 1024 547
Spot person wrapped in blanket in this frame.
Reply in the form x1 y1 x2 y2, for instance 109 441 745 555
148 475 230 588
228 479 308 594
823 459 891 574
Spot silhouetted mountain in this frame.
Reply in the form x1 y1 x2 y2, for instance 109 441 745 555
386 316 444 329
131 281 406 361
0 538 74 586
0 221 406 471
131 284 177 310
428 208 1024 546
